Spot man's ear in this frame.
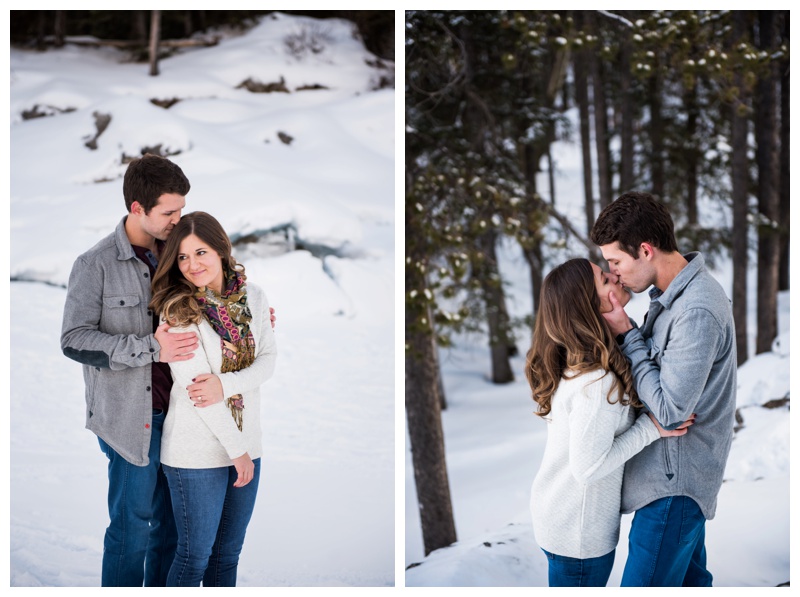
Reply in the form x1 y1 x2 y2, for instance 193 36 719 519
640 242 655 260
130 201 144 216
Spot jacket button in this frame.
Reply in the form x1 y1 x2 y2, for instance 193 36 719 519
146 386 151 391
145 423 150 429
131 353 136 357
147 310 153 316
120 300 125 306
149 348 155 352
144 273 149 278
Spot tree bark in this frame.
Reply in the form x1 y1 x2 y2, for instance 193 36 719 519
472 229 515 384
405 296 457 555
588 12 612 209
778 11 790 292
618 23 634 194
730 11 750 366
649 58 665 199
53 11 66 48
574 12 595 234
149 10 162 77
522 242 544 322
132 10 148 43
755 11 779 354
684 80 699 226
36 11 46 52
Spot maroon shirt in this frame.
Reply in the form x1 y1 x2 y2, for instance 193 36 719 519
132 242 172 412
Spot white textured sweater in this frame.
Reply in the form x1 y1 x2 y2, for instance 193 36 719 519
161 283 277 469
530 368 660 559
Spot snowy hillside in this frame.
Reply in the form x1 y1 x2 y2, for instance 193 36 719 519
9 13 394 587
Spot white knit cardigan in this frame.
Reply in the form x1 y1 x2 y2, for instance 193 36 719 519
161 283 277 469
530 368 659 559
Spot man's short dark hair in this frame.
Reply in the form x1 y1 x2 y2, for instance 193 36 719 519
590 191 679 259
123 154 191 213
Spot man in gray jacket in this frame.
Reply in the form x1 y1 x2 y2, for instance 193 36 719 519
590 192 737 587
61 154 198 586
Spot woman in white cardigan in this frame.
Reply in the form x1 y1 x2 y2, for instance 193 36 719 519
150 211 276 587
525 258 693 587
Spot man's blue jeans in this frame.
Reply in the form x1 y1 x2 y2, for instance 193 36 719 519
542 548 615 587
98 409 177 587
621 495 713 586
163 459 261 587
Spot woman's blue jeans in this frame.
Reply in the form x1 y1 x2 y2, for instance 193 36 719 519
98 409 176 587
542 548 615 587
163 458 260 587
621 495 712 586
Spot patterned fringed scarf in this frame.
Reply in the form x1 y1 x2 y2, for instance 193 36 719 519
195 268 256 431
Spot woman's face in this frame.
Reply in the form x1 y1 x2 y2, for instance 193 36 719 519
177 233 224 294
591 262 631 313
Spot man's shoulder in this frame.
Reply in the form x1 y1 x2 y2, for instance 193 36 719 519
74 219 128 265
76 230 117 260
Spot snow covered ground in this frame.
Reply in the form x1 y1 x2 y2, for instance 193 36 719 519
404 118 792 586
8 13 394 587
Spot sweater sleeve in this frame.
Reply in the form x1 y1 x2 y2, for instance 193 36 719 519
167 322 248 460
217 285 277 399
622 308 724 429
567 373 661 485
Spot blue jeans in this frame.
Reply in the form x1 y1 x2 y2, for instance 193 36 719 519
542 548 615 587
98 409 177 587
621 495 713 586
163 459 260 587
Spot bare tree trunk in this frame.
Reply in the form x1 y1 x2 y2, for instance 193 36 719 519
36 11 46 51
755 11 779 354
149 10 162 77
649 59 665 199
619 24 634 194
546 144 556 206
573 12 595 234
472 229 515 384
588 12 612 210
684 81 699 226
522 242 544 323
132 10 148 43
184 11 194 37
731 11 750 366
405 299 457 555
53 11 66 48
778 11 790 292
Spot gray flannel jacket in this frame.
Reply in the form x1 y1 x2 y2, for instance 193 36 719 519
61 217 163 466
619 252 737 520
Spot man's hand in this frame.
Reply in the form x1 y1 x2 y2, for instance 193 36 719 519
602 291 634 336
270 306 276 329
187 373 224 407
648 412 697 438
155 322 198 363
232 452 255 487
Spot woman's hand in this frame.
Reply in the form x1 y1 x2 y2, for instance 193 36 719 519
648 412 696 437
187 373 223 407
232 452 255 487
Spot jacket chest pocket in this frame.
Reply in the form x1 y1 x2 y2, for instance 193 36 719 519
101 294 142 334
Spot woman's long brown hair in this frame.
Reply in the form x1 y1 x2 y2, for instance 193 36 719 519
524 258 640 417
149 211 245 326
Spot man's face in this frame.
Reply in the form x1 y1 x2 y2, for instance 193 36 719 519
136 193 185 241
599 241 655 294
